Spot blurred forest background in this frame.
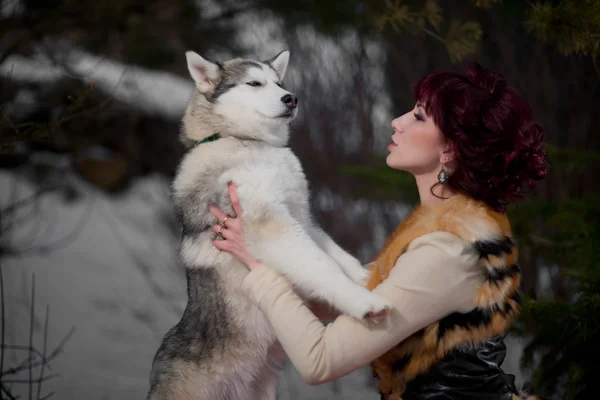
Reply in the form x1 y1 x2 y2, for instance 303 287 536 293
1 0 599 399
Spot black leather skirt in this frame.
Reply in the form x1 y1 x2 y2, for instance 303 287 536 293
401 336 518 400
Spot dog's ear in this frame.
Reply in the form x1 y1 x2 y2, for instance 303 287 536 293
266 50 290 80
186 51 221 93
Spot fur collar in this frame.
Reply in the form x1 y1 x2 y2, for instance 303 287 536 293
367 194 521 399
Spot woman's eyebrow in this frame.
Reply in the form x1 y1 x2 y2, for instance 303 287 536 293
416 102 428 116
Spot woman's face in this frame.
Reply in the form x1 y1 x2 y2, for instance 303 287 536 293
386 103 448 175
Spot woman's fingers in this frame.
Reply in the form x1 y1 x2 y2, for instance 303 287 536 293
213 238 234 252
208 204 230 225
228 182 243 217
211 224 233 238
208 183 243 232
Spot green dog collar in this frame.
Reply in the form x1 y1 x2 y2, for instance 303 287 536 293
193 133 220 147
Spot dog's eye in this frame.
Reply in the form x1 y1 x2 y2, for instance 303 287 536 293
247 81 262 87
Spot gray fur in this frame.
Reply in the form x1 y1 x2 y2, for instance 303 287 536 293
174 168 224 235
149 267 229 395
207 60 265 103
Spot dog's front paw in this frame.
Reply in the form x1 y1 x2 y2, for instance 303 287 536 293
339 289 391 320
360 293 391 321
363 304 391 322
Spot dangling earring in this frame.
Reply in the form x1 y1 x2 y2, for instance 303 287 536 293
437 164 448 184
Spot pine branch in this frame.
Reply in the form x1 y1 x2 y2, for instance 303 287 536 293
523 0 600 76
374 0 482 62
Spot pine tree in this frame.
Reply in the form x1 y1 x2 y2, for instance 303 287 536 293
509 145 600 399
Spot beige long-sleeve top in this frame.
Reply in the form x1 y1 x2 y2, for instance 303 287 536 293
240 231 484 385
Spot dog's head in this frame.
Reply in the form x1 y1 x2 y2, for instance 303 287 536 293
183 50 298 146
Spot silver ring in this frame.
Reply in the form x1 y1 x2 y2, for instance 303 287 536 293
219 216 229 227
217 224 226 237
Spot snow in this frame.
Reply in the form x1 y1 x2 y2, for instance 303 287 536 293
0 51 195 121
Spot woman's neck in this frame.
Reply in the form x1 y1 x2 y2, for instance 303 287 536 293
415 172 456 207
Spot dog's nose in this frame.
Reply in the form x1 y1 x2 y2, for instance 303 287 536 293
281 94 298 110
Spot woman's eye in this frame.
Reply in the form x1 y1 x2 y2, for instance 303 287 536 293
247 81 262 87
414 112 424 121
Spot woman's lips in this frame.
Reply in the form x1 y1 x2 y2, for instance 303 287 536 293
387 143 398 152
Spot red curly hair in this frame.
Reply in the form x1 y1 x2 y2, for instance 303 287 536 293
414 62 548 212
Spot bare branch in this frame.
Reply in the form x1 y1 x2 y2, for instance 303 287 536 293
0 186 59 216
3 194 95 257
36 306 49 400
0 384 17 400
0 271 76 399
2 373 59 384
0 264 5 391
39 391 54 400
29 274 34 399
1 323 76 376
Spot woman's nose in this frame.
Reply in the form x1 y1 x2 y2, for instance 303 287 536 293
391 118 403 132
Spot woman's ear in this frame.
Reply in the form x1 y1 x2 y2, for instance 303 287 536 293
440 145 456 164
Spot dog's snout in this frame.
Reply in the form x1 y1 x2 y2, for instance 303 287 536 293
281 94 298 110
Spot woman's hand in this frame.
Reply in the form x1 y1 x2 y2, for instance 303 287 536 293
209 182 262 270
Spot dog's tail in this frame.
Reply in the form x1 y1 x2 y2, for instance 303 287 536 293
513 381 541 400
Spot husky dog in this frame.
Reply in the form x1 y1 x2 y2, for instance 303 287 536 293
148 50 390 400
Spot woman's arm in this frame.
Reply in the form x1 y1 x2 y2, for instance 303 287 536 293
208 183 481 384
240 232 482 385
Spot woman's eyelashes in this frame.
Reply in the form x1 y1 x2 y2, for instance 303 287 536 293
414 112 424 121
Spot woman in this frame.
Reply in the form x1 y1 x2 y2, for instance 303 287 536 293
208 62 547 399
